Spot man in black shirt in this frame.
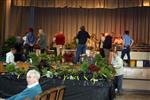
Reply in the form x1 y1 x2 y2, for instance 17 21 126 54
74 26 90 64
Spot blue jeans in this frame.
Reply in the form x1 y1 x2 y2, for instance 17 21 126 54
121 46 130 64
114 75 123 94
74 44 86 63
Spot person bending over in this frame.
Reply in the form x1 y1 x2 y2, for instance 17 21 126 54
6 47 16 65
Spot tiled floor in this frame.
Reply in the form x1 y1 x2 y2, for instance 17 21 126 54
124 67 150 80
123 79 150 90
115 90 150 100
115 78 150 100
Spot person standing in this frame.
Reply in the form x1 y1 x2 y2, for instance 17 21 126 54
54 32 65 55
99 33 105 57
26 28 36 53
74 26 90 64
112 50 124 95
103 32 112 64
121 30 134 66
38 29 47 54
15 35 24 61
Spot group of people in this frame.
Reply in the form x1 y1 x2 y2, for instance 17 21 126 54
5 28 47 65
74 26 134 95
23 28 47 55
99 31 134 65
5 27 66 65
6 26 134 67
74 26 134 65
5 26 134 97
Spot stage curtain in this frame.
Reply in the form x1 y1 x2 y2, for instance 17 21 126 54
0 1 4 47
7 6 150 46
0 0 11 47
11 0 145 8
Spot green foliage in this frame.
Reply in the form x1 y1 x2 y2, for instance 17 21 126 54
27 53 40 66
99 65 114 79
65 37 77 49
15 68 27 76
49 54 56 63
27 53 62 68
2 36 16 53
80 58 89 73
39 53 50 62
41 67 49 76
55 55 62 62
49 54 62 64
94 54 107 68
6 64 16 73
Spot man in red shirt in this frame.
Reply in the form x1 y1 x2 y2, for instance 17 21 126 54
54 32 65 55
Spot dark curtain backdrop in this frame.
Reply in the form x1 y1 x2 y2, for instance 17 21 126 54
8 6 150 46
0 0 5 47
11 0 145 8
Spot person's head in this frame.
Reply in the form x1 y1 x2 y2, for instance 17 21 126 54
26 70 40 85
80 26 85 31
113 47 120 58
124 30 129 35
110 32 114 37
25 32 28 35
10 47 16 54
100 33 105 37
59 32 63 34
112 50 118 59
38 29 43 34
28 28 33 32
116 34 121 38
104 32 109 37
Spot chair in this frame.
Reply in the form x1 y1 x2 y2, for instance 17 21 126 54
56 86 65 100
35 87 59 100
48 87 59 100
34 90 49 100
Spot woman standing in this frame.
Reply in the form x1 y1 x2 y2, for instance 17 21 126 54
38 29 47 54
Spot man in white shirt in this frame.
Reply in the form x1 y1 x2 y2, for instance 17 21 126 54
112 50 124 95
6 47 16 65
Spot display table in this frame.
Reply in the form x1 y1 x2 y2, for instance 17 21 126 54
0 75 115 100
117 51 150 67
124 67 150 80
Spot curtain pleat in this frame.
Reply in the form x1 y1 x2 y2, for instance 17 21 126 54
11 0 150 8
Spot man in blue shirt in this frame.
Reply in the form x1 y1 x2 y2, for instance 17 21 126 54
74 26 90 64
26 28 36 53
7 70 42 100
121 31 134 66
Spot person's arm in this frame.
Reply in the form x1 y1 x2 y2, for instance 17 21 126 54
87 32 90 39
6 93 19 100
10 54 16 65
130 38 134 47
6 54 9 63
76 32 79 39
113 58 123 69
